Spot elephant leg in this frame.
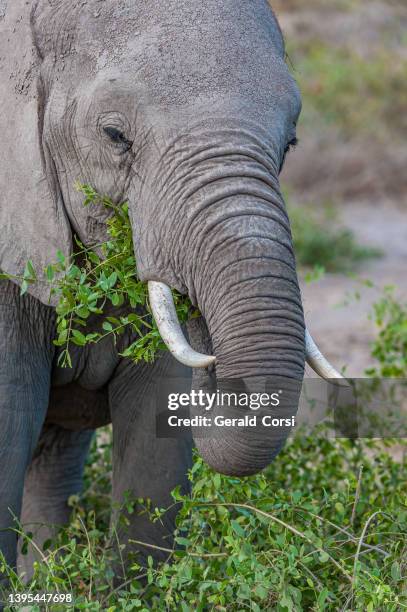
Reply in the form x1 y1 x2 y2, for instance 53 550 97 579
0 281 54 583
109 353 193 579
17 424 94 580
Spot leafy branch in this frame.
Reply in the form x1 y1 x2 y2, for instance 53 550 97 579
1 184 195 368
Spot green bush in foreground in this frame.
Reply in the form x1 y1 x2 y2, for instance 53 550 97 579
1 429 405 611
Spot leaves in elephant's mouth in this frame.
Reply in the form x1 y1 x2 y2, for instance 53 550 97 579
2 184 194 368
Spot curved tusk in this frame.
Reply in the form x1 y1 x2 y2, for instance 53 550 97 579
148 283 344 378
305 329 346 381
148 281 216 369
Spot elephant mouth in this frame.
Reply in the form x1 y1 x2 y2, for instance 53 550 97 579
147 280 344 382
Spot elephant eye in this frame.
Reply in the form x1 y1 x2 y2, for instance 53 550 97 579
284 136 298 155
103 126 133 153
280 137 299 173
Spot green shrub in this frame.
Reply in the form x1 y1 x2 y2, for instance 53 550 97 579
1 429 405 611
286 43 407 141
289 203 381 272
366 286 407 377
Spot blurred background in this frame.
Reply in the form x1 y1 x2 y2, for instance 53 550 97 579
272 0 406 376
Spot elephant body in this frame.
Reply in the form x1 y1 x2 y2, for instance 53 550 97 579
0 0 312 584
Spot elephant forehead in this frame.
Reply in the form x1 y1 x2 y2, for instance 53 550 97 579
76 0 285 58
94 7 297 134
36 1 294 109
124 4 286 100
123 28 290 108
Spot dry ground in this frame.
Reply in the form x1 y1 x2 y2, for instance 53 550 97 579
302 201 407 377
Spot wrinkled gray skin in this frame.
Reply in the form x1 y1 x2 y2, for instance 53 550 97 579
0 0 304 583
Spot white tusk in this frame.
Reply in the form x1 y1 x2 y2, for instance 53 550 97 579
148 283 344 378
305 329 346 381
148 281 216 369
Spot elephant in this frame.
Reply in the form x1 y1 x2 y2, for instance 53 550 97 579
0 0 343 586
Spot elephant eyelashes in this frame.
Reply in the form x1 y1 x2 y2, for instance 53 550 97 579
280 137 299 172
284 136 298 154
103 126 133 153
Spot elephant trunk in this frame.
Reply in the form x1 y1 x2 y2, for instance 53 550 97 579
197 215 305 382
140 130 343 475
185 198 304 475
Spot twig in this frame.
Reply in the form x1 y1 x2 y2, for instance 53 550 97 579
128 539 228 558
100 573 148 605
352 511 388 586
78 516 93 601
194 502 353 583
9 528 60 594
294 506 388 558
347 509 393 610
351 465 364 527
110 524 127 583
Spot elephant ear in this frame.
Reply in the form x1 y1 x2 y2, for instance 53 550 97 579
0 1 72 306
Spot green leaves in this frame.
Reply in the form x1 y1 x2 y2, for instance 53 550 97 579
19 259 38 296
27 184 194 368
0 426 405 610
2 185 191 367
367 286 407 377
71 329 87 346
231 520 246 538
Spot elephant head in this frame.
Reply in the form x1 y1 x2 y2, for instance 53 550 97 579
0 0 342 476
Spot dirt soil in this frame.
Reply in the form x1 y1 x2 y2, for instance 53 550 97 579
301 201 407 377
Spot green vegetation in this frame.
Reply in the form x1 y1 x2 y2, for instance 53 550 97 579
288 202 381 273
366 286 407 377
51 186 193 367
286 38 407 142
300 47 406 139
1 185 194 368
1 429 405 611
